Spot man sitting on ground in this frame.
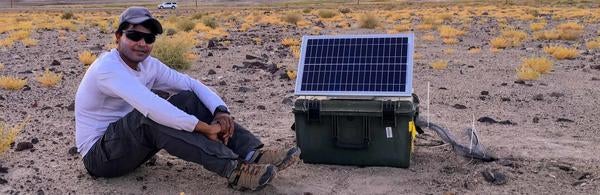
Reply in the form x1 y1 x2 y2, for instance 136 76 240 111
75 6 300 191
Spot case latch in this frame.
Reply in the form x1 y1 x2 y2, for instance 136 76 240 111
382 101 396 127
307 100 321 122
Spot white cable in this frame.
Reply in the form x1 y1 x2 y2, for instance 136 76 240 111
427 81 430 128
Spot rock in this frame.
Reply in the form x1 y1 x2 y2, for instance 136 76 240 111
498 120 516 125
282 97 293 106
478 117 498 124
0 165 8 173
590 65 600 70
66 102 75 111
18 70 33 74
31 138 39 144
22 85 31 91
592 77 600 81
207 39 218 48
68 146 78 155
439 87 447 90
533 94 544 101
575 171 592 180
482 169 507 185
0 95 4 100
500 83 508 86
257 105 266 110
480 91 489 95
245 54 259 60
533 117 540 123
207 69 217 75
514 80 533 86
549 92 564 98
15 142 34 151
238 87 253 93
218 81 227 86
36 189 44 195
452 104 467 109
50 60 61 66
556 118 574 123
146 156 157 166
207 52 213 57
0 177 7 184
501 97 511 102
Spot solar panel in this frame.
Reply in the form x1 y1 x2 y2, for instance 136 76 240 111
294 34 414 97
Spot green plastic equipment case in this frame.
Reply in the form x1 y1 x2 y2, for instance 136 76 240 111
293 96 418 168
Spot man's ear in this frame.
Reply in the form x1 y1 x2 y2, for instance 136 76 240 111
115 32 122 44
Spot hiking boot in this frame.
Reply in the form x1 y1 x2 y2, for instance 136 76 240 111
228 162 277 191
249 146 301 171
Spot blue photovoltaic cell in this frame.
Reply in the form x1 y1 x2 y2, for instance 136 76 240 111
295 35 412 96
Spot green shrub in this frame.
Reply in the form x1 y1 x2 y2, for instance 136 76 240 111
177 18 195 32
338 7 352 14
282 13 302 25
317 10 337 18
61 11 74 20
359 14 379 29
152 35 195 70
191 12 206 20
202 17 218 29
302 8 312 14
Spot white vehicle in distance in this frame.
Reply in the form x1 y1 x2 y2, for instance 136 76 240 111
158 2 177 9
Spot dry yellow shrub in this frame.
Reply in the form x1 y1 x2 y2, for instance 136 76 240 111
286 70 297 80
0 38 14 48
291 46 301 59
358 13 380 29
281 38 300 47
522 57 553 74
516 66 540 81
421 33 436 42
468 47 481 54
78 34 87 42
442 38 458 45
438 25 464 39
36 69 62 87
534 30 561 40
413 53 423 59
586 37 600 49
431 60 448 70
21 38 38 46
0 76 27 90
543 46 579 60
490 37 511 49
0 63 3 70
391 24 411 33
530 21 546 31
0 122 24 154
79 50 97 65
444 48 455 54
415 24 434 31
9 30 30 40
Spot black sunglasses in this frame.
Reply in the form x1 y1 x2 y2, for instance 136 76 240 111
123 30 156 44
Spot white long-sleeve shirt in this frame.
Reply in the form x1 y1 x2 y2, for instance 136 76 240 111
75 49 226 157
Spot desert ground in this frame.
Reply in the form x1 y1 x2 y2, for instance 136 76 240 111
0 0 599 194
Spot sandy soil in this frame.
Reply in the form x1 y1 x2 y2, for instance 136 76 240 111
1 6 600 195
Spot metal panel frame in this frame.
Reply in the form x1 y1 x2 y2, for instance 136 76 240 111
294 34 414 97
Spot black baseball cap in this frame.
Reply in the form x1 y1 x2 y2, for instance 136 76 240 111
119 6 163 34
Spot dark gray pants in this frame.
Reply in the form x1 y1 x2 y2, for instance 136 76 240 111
82 91 263 178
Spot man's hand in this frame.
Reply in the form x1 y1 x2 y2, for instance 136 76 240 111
213 113 234 144
194 121 222 142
